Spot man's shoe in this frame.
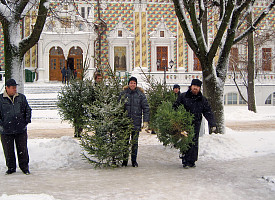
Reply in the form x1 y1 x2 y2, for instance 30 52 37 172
22 169 30 175
132 161 138 167
188 163 196 168
5 169 16 175
182 163 189 169
122 161 128 167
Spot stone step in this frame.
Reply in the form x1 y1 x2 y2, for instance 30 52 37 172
28 98 58 110
24 86 62 94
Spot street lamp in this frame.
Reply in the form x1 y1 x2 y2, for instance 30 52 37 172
163 59 174 85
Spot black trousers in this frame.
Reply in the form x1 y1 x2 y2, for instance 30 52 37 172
1 132 29 171
182 130 200 164
124 129 139 163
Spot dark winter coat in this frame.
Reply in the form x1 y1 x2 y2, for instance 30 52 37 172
120 86 150 131
0 90 32 135
173 89 216 163
61 67 67 76
174 89 216 136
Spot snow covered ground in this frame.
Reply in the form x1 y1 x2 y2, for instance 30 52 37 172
0 105 275 200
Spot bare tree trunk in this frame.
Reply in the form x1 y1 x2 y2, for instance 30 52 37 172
2 22 25 93
0 0 48 93
202 62 225 134
247 12 257 113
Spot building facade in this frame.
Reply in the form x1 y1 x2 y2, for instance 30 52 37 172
0 0 274 105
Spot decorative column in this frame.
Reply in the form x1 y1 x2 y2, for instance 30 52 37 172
134 1 147 69
141 10 147 68
134 9 140 68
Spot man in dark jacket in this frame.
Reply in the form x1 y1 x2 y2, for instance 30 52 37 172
174 79 216 168
61 66 67 84
0 79 32 175
120 77 150 167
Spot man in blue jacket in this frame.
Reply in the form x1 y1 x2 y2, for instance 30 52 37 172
0 79 32 175
120 77 150 167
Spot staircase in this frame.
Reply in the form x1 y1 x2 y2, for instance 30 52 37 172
25 83 63 110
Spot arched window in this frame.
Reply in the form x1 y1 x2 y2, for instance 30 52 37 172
265 92 275 105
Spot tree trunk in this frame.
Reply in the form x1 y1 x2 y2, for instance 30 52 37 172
202 63 225 134
247 12 257 113
3 22 25 93
0 0 48 93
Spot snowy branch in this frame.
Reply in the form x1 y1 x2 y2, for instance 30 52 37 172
172 0 198 51
14 0 30 21
198 0 205 22
19 0 48 57
234 0 275 44
236 2 254 30
208 0 234 62
0 2 13 20
183 0 207 57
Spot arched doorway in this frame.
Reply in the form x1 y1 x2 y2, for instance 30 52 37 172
49 47 65 81
68 47 83 79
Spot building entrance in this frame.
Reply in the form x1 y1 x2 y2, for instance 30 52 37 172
49 47 65 81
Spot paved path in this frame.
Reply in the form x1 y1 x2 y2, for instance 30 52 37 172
0 145 274 200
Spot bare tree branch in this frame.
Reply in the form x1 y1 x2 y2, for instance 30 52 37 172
234 0 275 44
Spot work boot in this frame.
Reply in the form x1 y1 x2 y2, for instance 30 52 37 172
122 160 128 167
182 163 189 169
132 161 138 167
22 169 30 175
5 168 16 175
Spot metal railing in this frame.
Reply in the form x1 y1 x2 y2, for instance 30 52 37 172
142 71 275 86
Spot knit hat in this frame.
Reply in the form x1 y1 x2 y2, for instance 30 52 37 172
128 77 137 85
191 79 202 87
5 79 18 87
173 84 180 89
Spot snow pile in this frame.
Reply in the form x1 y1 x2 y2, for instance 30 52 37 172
0 136 84 171
0 194 57 200
199 128 275 160
29 136 84 170
224 106 275 121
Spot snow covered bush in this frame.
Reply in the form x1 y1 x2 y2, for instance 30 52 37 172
155 101 195 153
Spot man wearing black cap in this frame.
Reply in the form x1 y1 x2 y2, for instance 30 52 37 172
0 79 32 175
120 77 150 167
174 79 216 168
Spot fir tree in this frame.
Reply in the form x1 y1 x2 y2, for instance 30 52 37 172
57 79 95 137
57 55 94 137
155 101 195 153
145 80 176 131
80 78 133 168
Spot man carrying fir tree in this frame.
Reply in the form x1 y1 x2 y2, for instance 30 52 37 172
120 77 150 167
173 79 216 168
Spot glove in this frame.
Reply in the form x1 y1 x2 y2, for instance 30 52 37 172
143 122 149 133
180 131 188 137
210 127 217 134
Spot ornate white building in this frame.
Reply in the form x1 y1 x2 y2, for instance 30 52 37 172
0 0 273 105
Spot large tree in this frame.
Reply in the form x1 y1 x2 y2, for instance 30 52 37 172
0 0 48 92
232 12 275 113
172 0 275 133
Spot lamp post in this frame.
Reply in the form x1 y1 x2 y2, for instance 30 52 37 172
163 59 174 85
